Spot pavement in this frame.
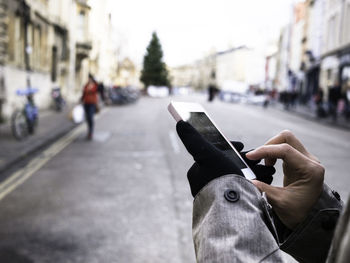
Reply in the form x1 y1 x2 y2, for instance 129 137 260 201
0 107 77 176
0 97 348 180
0 96 350 263
0 95 349 262
272 102 350 130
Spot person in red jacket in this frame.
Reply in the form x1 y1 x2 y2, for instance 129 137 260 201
81 74 98 140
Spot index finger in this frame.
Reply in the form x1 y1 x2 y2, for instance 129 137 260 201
246 143 309 169
265 130 319 163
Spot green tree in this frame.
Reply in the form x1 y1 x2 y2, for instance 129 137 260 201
140 32 170 90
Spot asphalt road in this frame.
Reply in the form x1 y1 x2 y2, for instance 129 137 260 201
0 94 349 262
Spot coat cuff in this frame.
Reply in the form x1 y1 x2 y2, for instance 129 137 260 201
279 184 343 263
192 175 283 262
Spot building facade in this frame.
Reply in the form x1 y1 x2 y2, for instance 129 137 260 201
0 0 7 121
0 0 118 121
301 0 325 102
171 46 266 94
273 0 350 106
88 0 118 86
305 0 350 100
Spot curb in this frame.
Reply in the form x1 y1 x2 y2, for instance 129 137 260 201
271 104 350 131
0 122 79 176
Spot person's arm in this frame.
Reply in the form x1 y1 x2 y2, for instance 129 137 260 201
80 85 86 103
277 184 342 263
193 175 288 262
247 130 343 263
176 121 284 262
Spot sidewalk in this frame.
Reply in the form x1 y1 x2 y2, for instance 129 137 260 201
273 103 350 130
0 108 78 175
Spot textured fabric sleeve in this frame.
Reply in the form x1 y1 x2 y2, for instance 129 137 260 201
278 184 343 263
192 174 287 263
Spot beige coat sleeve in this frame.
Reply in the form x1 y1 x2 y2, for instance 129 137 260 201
192 174 288 262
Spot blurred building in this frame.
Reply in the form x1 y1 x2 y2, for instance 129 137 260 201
302 0 325 102
4 0 52 118
273 0 350 105
0 0 118 121
171 46 266 93
0 0 6 121
288 2 307 98
265 52 278 91
88 0 118 87
193 51 216 90
321 0 350 95
49 0 92 101
215 46 265 93
275 25 292 93
169 64 197 89
115 57 140 87
0 0 92 119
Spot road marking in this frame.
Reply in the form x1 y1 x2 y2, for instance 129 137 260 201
0 108 108 202
169 131 180 154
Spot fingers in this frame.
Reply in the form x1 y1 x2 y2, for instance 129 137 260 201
246 143 309 169
252 180 283 207
265 130 319 163
230 141 244 152
176 121 219 162
251 165 275 185
229 142 262 166
241 150 260 166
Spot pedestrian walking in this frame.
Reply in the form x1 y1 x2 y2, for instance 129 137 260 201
328 82 341 121
345 84 350 120
81 74 99 140
176 121 345 262
98 82 106 103
208 84 219 102
314 87 326 118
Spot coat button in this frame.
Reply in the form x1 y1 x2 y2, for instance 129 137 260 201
224 190 240 202
331 190 341 201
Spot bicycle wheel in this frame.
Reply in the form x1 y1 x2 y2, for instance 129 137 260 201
11 110 29 140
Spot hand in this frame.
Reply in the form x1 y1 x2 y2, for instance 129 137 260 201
246 130 324 229
230 141 273 185
176 121 275 197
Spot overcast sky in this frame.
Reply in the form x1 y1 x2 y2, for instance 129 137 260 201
110 0 297 67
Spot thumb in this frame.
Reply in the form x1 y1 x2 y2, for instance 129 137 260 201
252 180 283 208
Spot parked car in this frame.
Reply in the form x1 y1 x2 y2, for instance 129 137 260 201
108 86 140 105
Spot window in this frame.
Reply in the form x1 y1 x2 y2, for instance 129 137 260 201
7 14 15 62
33 26 41 70
14 16 24 66
7 15 24 65
51 46 57 82
77 10 86 41
327 69 332 81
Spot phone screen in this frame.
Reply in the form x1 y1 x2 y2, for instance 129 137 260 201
185 112 247 169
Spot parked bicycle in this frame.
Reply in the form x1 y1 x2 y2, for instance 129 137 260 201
51 87 65 112
11 88 39 140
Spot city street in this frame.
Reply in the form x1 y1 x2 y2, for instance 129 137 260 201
0 94 349 262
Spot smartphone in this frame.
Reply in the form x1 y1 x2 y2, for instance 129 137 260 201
168 101 256 180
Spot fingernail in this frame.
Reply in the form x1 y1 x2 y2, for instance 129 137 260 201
246 151 258 160
246 150 254 157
